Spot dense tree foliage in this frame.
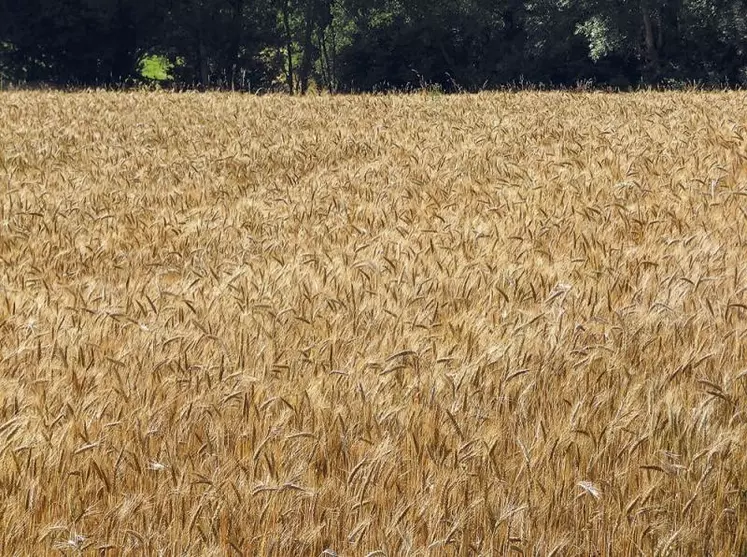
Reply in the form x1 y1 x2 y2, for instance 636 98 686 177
1 0 746 90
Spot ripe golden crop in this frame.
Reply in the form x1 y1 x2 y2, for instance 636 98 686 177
0 91 745 555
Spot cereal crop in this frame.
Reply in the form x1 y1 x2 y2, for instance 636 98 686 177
0 91 746 555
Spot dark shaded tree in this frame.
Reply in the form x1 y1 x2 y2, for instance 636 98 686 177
1 0 747 89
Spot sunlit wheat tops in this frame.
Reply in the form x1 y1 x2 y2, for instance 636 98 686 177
0 91 746 555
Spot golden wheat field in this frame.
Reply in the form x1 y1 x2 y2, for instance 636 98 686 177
0 91 746 556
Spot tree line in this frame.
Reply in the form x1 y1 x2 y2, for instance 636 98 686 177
1 0 746 91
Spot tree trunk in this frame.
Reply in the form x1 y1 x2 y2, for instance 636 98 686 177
198 39 209 86
641 0 659 78
330 21 337 91
299 0 317 94
282 0 294 93
229 0 245 89
195 0 209 87
318 27 331 91
111 0 136 83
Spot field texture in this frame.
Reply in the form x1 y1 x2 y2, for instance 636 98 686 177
1 92 746 555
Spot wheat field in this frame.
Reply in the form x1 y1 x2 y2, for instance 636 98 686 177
0 91 746 555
